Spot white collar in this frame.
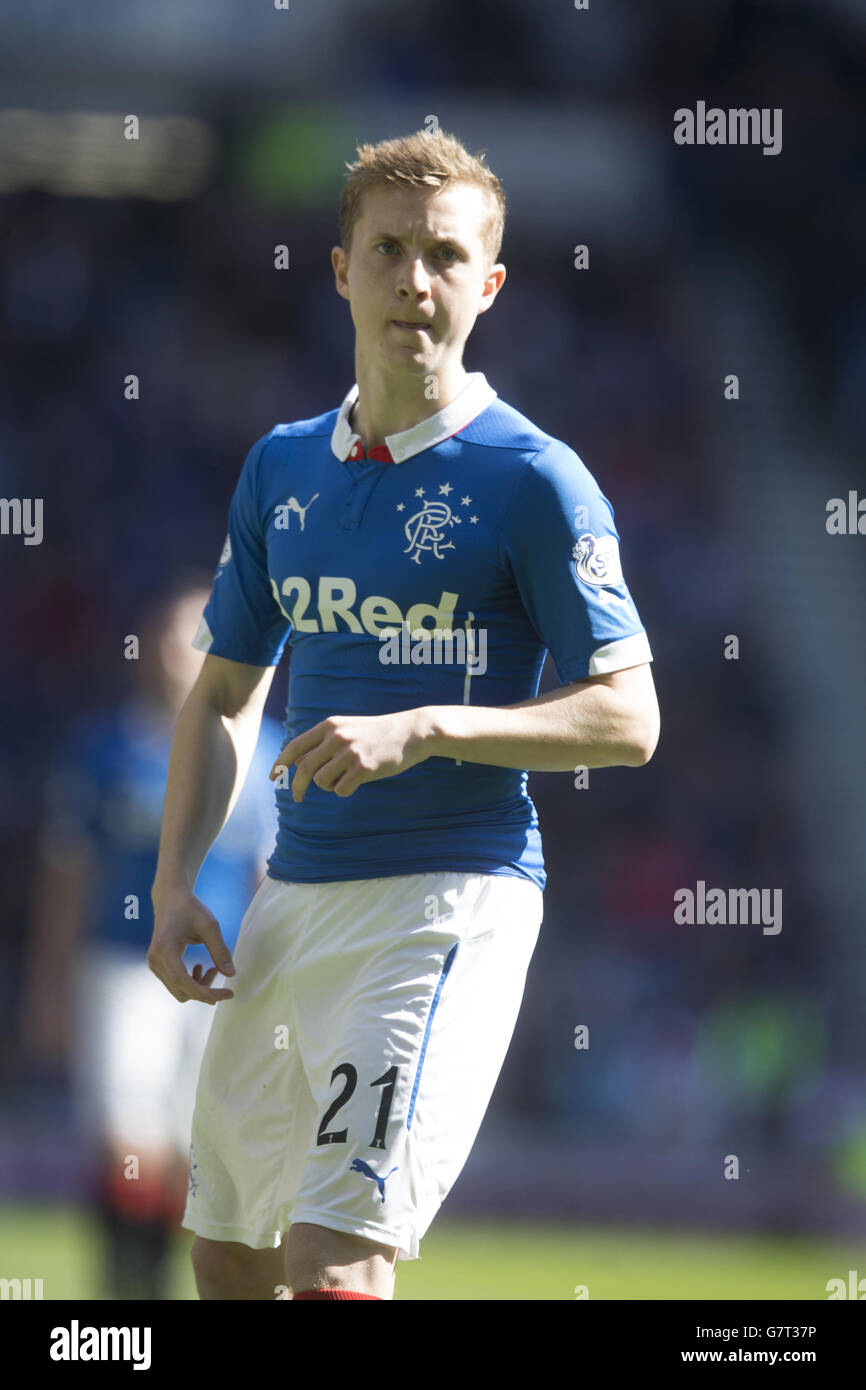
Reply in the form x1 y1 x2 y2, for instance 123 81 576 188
330 372 496 465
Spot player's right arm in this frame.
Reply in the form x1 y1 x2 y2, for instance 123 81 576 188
148 653 276 1003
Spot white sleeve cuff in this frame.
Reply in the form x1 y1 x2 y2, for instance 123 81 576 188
588 632 653 676
191 615 214 653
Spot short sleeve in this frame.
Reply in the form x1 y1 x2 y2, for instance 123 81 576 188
499 441 652 682
192 433 292 667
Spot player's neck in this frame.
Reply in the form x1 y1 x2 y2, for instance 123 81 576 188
350 363 470 450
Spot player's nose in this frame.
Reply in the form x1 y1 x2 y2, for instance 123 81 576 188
397 255 432 296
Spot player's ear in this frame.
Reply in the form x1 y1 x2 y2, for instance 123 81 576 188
332 245 350 300
476 263 506 315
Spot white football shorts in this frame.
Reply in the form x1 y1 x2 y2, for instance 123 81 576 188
182 869 543 1261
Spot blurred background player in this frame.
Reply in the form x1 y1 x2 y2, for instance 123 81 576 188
20 573 283 1299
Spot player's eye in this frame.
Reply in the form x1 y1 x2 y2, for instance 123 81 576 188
436 245 459 261
375 240 397 254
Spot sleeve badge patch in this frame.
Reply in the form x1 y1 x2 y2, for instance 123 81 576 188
218 534 232 567
572 533 624 588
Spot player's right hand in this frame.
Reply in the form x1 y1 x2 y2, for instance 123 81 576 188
147 886 236 1004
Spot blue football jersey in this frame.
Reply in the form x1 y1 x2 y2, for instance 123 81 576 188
43 703 283 964
193 374 653 891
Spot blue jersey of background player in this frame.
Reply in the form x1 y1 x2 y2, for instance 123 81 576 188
25 575 281 1062
192 380 653 891
47 700 280 968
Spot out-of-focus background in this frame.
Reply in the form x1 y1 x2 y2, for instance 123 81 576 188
1 0 865 1300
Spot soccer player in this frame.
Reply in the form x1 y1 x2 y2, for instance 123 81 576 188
23 576 282 1298
147 128 659 1302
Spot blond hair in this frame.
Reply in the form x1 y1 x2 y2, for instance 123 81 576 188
339 128 505 266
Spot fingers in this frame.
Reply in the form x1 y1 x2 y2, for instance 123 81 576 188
147 917 235 1004
291 748 368 800
329 766 362 797
269 728 314 782
269 721 344 800
311 751 357 794
148 888 238 1003
290 746 341 802
190 962 236 1004
147 948 235 1005
195 916 236 978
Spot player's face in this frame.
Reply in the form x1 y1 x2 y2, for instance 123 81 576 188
332 181 505 378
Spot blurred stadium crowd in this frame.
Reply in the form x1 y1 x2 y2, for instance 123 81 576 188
1 0 865 1241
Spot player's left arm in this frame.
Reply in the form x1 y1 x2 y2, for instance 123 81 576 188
424 660 659 771
270 662 658 801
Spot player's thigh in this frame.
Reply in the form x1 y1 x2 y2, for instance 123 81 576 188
407 876 543 1211
285 1221 398 1266
191 1234 287 1300
284 1222 398 1289
171 971 221 1154
288 872 543 1257
183 875 318 1250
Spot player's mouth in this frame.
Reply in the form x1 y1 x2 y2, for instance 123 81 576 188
390 319 432 333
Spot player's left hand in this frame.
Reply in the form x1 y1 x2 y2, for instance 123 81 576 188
268 709 430 802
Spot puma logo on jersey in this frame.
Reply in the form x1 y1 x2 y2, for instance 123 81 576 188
350 1159 398 1203
275 493 320 531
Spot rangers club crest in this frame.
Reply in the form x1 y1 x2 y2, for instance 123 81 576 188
572 533 623 587
404 500 455 563
397 483 480 564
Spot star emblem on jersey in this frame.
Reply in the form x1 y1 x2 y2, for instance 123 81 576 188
572 532 624 588
400 481 475 563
